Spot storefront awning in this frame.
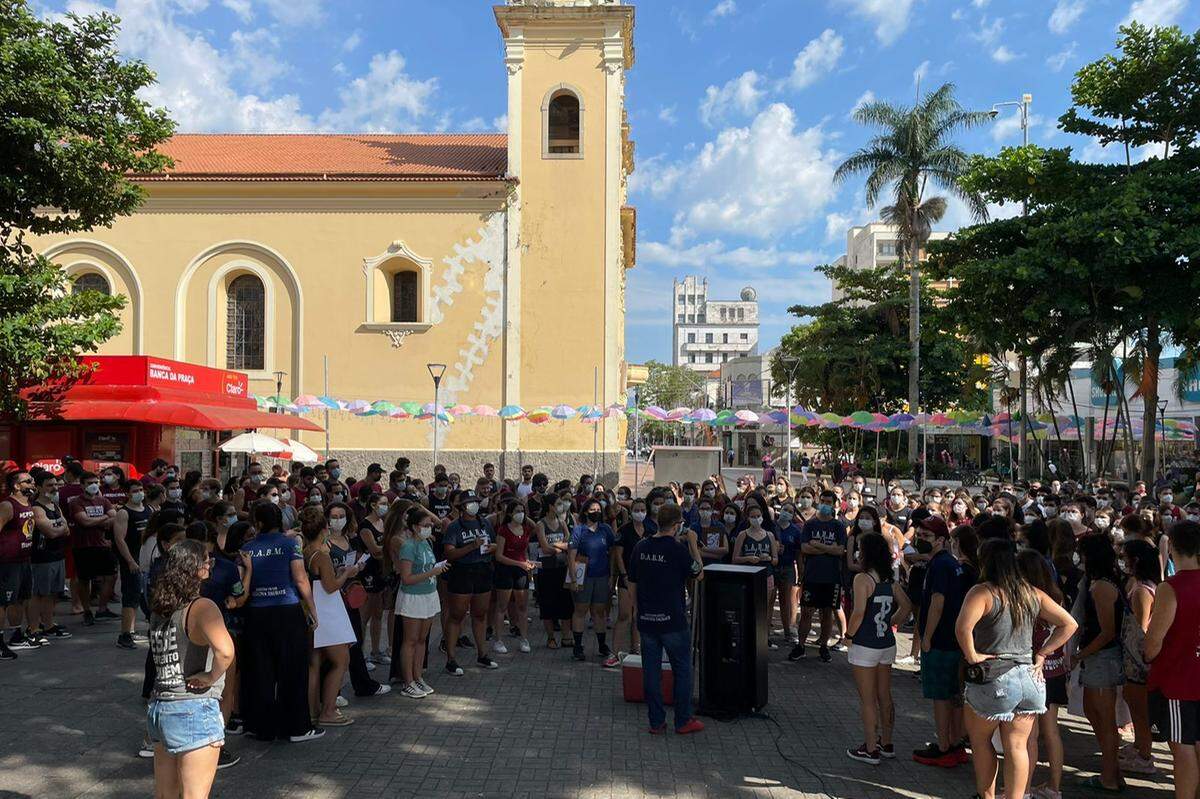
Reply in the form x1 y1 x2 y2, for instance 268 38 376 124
27 399 323 432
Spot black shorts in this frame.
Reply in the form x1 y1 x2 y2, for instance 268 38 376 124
1045 673 1068 707
801 581 840 610
0 562 32 607
448 562 493 596
1151 692 1200 745
74 546 117 581
118 564 143 610
494 563 530 591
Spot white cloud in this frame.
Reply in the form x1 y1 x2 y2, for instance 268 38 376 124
318 51 437 132
913 60 930 86
342 29 362 52
229 28 287 93
989 109 1044 144
1049 0 1086 34
951 8 966 21
1046 42 1077 72
971 0 990 7
699 70 765 127
973 16 1004 47
1078 139 1158 164
641 239 824 269
786 29 844 91
992 45 1020 63
707 0 736 21
1122 0 1187 27
637 103 841 240
825 211 853 243
658 105 678 125
842 0 915 45
259 0 322 26
850 90 875 115
493 114 508 132
221 0 252 22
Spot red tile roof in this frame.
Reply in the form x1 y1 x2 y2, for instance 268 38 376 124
137 133 509 182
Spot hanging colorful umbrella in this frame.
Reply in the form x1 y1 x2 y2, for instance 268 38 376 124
690 408 717 422
450 404 473 417
345 400 372 414
499 405 526 420
550 404 577 420
387 408 410 419
849 410 874 424
371 400 397 414
526 408 551 424
644 406 669 421
666 407 691 421
472 404 498 417
317 395 342 410
734 410 759 423
293 394 323 409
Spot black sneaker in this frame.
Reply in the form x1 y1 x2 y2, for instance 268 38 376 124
94 609 119 620
509 625 521 638
82 611 95 627
573 647 586 662
216 747 240 769
847 744 882 765
457 635 472 648
787 643 806 661
818 645 831 663
598 644 612 659
437 639 448 655
0 641 15 661
116 632 136 649
878 740 896 759
445 660 464 676
476 655 498 670
41 625 72 639
225 717 245 736
25 628 49 646
9 631 40 650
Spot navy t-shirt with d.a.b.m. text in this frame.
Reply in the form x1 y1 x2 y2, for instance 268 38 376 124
629 535 692 635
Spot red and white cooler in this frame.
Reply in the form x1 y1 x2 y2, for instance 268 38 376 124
620 653 674 704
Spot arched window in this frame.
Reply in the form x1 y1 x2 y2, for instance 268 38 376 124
72 272 111 295
226 274 265 371
546 90 581 155
391 270 419 323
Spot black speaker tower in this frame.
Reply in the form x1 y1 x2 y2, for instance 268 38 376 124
697 564 768 715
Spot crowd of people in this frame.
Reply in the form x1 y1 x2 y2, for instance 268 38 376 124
1 455 1199 799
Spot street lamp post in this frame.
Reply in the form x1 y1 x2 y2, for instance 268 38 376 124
1158 398 1168 480
990 93 1032 480
271 370 287 414
779 356 801 485
427 363 446 475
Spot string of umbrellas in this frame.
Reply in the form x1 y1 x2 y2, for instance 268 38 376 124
247 394 1196 441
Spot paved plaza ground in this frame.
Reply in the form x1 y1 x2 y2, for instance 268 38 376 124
0 613 1178 799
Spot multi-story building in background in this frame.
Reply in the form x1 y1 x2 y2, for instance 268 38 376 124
671 275 759 372
830 222 950 301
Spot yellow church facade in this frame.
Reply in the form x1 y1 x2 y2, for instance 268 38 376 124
31 0 637 482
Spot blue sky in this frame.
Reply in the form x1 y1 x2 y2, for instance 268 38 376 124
41 0 1199 363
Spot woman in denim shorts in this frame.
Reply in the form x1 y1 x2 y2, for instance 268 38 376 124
956 540 1077 799
146 539 235 799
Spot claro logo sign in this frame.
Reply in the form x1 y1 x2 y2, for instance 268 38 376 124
223 372 248 397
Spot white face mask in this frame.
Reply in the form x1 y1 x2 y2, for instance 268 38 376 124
799 498 813 509
556 502 569 515
268 494 280 505
1162 494 1174 505
1097 499 1111 508
632 511 647 523
512 512 525 524
129 492 145 504
952 502 966 515
418 526 433 540
376 504 389 517
703 489 716 498
167 489 182 501
748 516 762 527
777 511 792 526
890 494 904 506
225 514 238 527
848 498 860 509
281 491 292 502
465 502 479 516
734 500 745 509
84 484 100 496
308 494 323 505
329 517 347 532
723 513 738 524
1094 516 1111 530
102 474 117 485
1061 511 1082 523
857 517 874 531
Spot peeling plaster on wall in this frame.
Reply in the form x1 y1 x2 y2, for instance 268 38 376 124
427 212 506 450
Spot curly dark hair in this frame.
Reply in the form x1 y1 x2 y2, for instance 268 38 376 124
150 539 208 618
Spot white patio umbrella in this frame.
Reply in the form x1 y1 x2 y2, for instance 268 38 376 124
268 438 320 463
217 431 287 454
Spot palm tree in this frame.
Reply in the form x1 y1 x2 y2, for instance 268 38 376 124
835 83 992 461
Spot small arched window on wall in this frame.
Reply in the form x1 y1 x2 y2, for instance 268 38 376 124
72 272 111 295
226 274 265 371
543 85 583 159
391 270 419 323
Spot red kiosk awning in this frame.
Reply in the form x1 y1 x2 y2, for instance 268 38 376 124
24 356 322 433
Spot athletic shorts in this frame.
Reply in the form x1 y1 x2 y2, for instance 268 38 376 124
801 581 840 610
848 643 896 668
31 560 66 597
119 563 143 609
397 590 441 620
921 648 963 701
775 564 798 586
1151 693 1200 745
74 546 117 581
575 574 612 606
447 562 493 596
1045 672 1068 707
146 697 225 755
0 562 32 607
494 563 530 591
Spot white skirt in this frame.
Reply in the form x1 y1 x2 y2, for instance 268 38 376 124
397 590 441 620
311 580 357 649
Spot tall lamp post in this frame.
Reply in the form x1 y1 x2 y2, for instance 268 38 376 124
1158 398 1169 480
779 356 801 484
989 93 1032 479
427 363 446 475
271 370 287 414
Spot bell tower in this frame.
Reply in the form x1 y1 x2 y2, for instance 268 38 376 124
494 0 635 479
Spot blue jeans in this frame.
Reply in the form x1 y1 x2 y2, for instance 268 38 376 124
639 628 693 731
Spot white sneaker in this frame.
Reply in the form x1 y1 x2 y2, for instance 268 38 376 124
401 683 426 699
415 679 434 695
491 639 509 655
365 661 377 672
335 695 348 708
518 638 531 653
370 652 391 665
138 740 155 758
288 728 326 743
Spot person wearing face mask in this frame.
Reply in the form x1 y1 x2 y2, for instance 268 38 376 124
774 502 801 646
719 504 742 565
789 490 847 663
350 464 385 502
534 494 574 648
426 476 453 521
323 459 346 493
795 489 817 524
694 497 728 569
1092 507 1116 539
946 495 974 529
1058 503 1087 538
885 488 911 534
68 471 119 626
140 458 170 488
112 479 154 649
191 478 223 524
0 471 39 657
567 498 618 666
1158 487 1182 523
442 490 498 674
394 506 449 699
492 500 537 655
158 476 187 519
29 472 71 642
355 493 391 667
613 499 656 658
233 463 266 518
678 482 701 529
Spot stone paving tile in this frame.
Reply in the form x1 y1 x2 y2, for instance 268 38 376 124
0 617 1177 799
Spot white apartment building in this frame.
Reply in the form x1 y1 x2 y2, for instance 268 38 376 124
830 222 950 301
672 275 759 373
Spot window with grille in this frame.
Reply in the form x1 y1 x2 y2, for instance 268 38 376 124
547 92 581 154
226 275 265 371
72 272 111 295
392 271 419 323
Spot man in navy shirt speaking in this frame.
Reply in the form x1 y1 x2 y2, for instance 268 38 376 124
629 505 704 735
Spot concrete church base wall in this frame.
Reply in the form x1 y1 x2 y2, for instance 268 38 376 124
325 450 623 487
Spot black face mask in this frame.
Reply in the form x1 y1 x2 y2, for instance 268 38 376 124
586 510 602 523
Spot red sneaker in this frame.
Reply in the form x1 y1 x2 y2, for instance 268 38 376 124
675 718 706 735
648 724 667 735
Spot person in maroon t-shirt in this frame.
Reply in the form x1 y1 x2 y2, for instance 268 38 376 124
350 463 385 500
233 462 265 518
139 458 169 488
68 472 118 625
99 466 128 508
0 471 38 657
492 499 537 654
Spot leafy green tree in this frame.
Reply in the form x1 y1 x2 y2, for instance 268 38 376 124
835 83 992 460
630 360 711 445
0 1 174 417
